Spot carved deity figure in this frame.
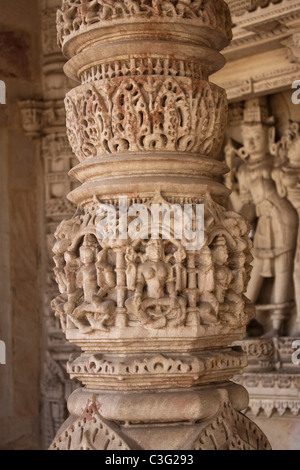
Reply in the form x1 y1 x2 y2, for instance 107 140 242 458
211 236 232 303
237 99 298 336
71 236 116 333
272 123 300 334
196 246 214 295
125 239 187 328
210 235 247 327
171 245 187 293
64 250 82 317
229 252 247 296
95 248 116 301
195 245 219 325
51 217 81 332
77 243 98 303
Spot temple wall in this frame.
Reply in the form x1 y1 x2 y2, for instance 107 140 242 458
0 0 43 449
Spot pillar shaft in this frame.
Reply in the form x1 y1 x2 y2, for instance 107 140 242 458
50 0 271 450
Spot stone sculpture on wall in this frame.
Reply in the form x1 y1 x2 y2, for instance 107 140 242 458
227 98 298 337
272 121 300 335
224 100 300 434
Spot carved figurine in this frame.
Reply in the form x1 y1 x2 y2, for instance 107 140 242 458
64 250 82 317
237 98 298 336
77 242 98 304
211 236 232 303
229 252 247 296
97 0 119 20
272 123 300 334
196 246 214 295
194 246 219 325
71 236 116 333
172 245 187 293
125 239 187 328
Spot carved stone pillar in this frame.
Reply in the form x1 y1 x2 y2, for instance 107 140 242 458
50 0 270 450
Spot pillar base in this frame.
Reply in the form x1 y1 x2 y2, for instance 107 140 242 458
50 384 271 450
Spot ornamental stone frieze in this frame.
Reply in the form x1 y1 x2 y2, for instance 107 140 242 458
47 0 272 451
227 0 300 52
213 0 300 101
234 338 300 418
229 1 283 17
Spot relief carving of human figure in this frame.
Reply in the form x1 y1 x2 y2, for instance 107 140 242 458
72 236 116 333
64 250 82 319
51 217 82 332
195 245 219 325
237 99 298 336
272 124 300 335
211 236 232 305
125 239 187 329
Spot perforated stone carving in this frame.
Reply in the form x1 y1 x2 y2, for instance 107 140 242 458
57 0 232 46
65 79 227 160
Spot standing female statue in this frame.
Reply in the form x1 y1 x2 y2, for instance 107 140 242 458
272 123 300 334
237 99 298 336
